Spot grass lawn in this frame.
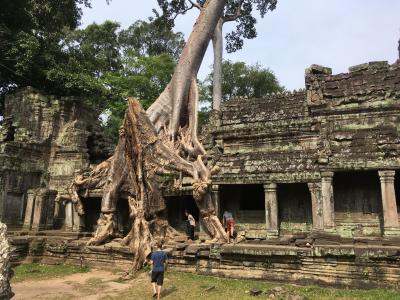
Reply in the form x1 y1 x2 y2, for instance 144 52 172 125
114 270 400 300
11 264 400 300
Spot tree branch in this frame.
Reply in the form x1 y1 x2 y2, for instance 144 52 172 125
223 0 243 23
188 0 202 10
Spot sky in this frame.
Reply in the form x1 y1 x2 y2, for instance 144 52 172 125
81 0 400 91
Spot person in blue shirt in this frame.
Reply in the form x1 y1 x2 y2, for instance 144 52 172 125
150 240 167 299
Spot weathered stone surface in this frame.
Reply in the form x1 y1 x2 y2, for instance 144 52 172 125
0 223 12 300
0 87 113 231
209 61 400 239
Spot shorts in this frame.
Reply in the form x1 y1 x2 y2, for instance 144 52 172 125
151 271 164 285
227 219 235 231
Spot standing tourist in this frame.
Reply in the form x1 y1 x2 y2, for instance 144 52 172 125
185 210 196 241
223 210 235 243
150 240 167 299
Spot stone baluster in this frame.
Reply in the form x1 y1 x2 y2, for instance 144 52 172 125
64 201 73 231
264 183 278 237
307 182 324 231
23 190 36 230
379 171 399 235
321 172 335 230
211 184 220 219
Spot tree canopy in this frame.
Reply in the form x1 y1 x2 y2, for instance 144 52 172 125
0 1 185 143
201 60 284 102
0 0 92 95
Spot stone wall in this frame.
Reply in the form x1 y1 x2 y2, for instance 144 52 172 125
210 61 400 238
0 87 113 230
8 234 400 289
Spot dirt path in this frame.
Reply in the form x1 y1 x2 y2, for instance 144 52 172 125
11 269 143 300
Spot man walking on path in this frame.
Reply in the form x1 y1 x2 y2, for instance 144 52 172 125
150 241 167 299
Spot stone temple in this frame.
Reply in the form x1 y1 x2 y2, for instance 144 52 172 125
1 60 400 287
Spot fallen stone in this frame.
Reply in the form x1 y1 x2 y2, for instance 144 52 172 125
249 288 263 296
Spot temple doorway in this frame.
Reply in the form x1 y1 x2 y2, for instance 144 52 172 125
395 171 400 222
117 198 132 235
277 183 312 234
220 184 265 238
165 195 199 233
333 171 383 237
82 197 101 232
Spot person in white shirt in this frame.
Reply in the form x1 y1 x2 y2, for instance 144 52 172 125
184 210 195 241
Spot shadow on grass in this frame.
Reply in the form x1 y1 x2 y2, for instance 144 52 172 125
162 286 178 297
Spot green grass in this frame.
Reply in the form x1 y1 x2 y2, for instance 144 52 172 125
12 263 90 283
105 271 400 300
11 264 400 300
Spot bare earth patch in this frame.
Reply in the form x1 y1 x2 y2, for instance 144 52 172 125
12 269 135 300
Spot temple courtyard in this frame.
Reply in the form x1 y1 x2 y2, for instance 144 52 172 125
10 263 400 300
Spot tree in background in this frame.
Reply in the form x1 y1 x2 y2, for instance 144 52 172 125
0 1 185 143
119 19 185 61
198 60 284 127
0 0 93 100
156 0 278 111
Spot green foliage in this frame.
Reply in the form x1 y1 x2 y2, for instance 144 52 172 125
201 60 284 102
155 0 278 52
12 263 90 283
102 52 176 143
0 1 183 142
119 20 185 61
0 0 93 97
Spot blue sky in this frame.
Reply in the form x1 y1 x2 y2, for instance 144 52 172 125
81 0 400 90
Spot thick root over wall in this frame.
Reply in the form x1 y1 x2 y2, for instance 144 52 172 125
70 0 228 273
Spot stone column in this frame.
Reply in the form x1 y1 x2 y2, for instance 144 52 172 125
321 172 335 230
23 190 36 230
64 201 73 231
72 206 84 232
264 183 279 237
379 170 399 235
211 185 220 219
31 191 45 231
307 182 324 231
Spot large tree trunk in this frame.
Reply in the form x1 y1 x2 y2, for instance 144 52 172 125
212 17 224 111
70 0 228 273
0 223 12 300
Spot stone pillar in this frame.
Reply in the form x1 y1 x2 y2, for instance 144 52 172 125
211 185 220 219
31 190 46 231
307 182 324 231
64 201 73 231
23 190 36 230
379 170 399 235
321 172 335 230
72 206 84 232
264 183 278 237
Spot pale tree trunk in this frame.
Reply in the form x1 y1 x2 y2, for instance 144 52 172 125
212 17 224 111
70 0 228 273
0 223 12 299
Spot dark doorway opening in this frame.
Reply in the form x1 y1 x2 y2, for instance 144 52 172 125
166 195 199 233
277 183 312 234
82 197 101 232
220 184 265 238
117 198 132 235
333 171 383 236
395 171 400 218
